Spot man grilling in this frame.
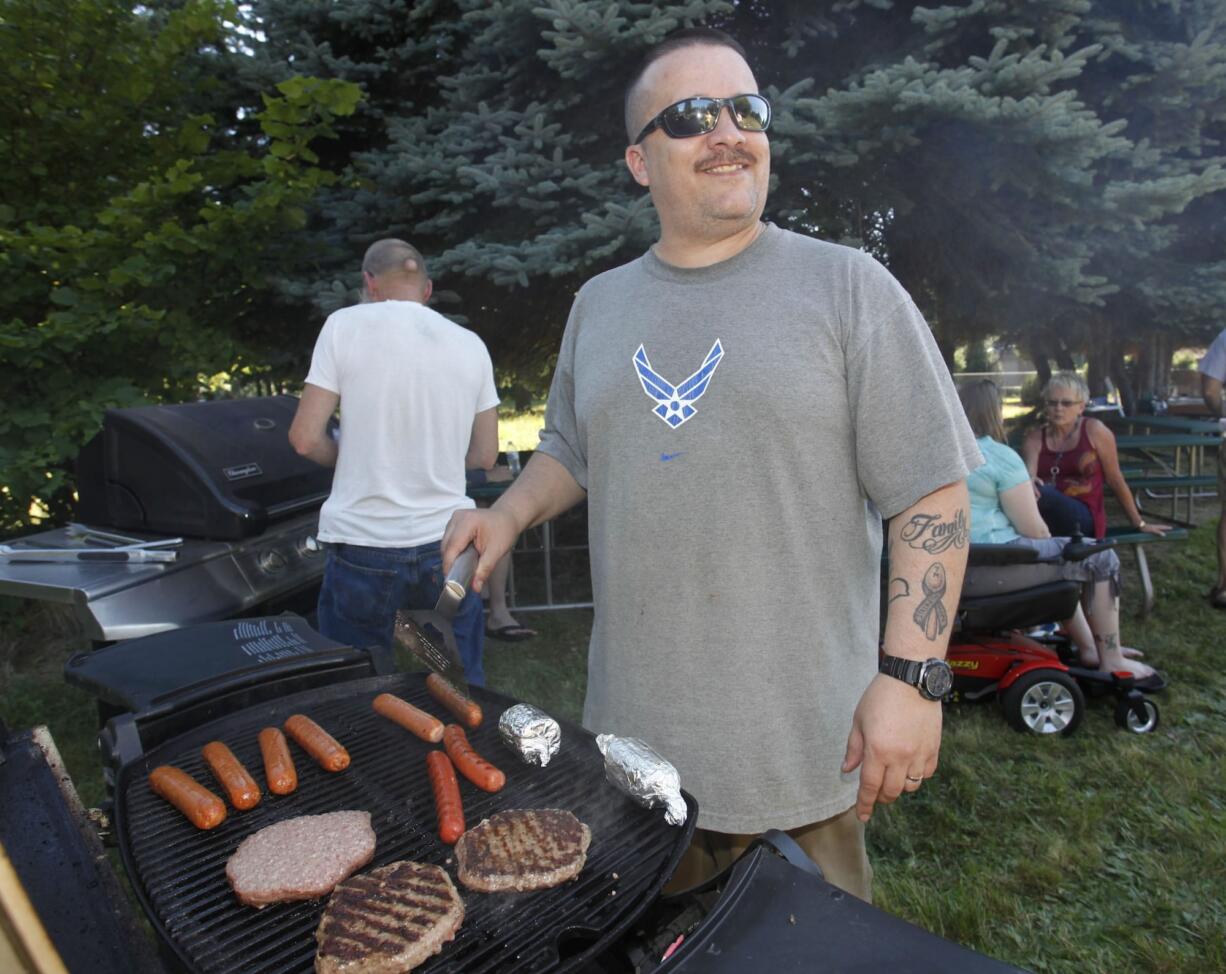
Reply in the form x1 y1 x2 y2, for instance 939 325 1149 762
290 239 499 684
441 28 981 899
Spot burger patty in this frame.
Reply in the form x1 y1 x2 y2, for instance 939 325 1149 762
455 808 591 893
314 861 464 974
226 810 376 908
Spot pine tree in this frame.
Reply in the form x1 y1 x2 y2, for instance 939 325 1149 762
233 0 1226 403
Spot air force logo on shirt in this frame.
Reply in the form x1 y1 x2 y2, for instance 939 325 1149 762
632 339 724 428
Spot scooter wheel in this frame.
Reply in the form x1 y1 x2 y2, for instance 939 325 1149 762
1001 670 1085 736
1114 695 1160 734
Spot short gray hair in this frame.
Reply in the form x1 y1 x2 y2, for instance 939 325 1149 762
1043 371 1089 402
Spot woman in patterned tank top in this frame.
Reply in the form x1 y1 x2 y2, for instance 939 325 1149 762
1021 372 1170 540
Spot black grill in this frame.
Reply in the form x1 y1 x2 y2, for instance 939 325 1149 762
76 395 335 540
115 672 694 974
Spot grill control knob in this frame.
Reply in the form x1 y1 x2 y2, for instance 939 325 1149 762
258 550 287 575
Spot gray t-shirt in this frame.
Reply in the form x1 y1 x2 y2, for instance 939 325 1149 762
537 224 981 833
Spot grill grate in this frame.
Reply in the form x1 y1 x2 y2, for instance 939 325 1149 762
117 673 694 974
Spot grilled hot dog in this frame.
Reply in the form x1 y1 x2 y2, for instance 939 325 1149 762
442 723 506 793
283 714 350 772
425 673 482 729
372 692 445 743
258 727 298 795
426 750 465 844
148 765 227 830
201 740 261 810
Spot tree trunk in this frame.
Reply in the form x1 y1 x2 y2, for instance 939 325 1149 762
1027 336 1052 394
933 330 958 372
1085 317 1112 399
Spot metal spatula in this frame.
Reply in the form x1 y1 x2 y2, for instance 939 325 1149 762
390 544 481 693
393 611 469 695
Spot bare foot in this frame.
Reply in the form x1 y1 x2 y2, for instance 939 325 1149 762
1100 656 1155 679
1121 646 1144 660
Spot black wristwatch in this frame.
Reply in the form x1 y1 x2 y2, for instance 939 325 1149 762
879 655 953 701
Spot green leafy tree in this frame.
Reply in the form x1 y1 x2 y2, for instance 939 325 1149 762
0 0 360 535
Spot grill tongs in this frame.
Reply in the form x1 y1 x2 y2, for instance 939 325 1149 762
392 544 478 693
0 524 181 563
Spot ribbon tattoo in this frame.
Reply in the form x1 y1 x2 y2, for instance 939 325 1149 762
913 563 948 641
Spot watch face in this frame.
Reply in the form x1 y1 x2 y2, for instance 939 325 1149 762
922 660 953 699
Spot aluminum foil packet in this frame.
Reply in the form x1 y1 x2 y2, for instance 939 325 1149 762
595 734 687 826
498 704 561 767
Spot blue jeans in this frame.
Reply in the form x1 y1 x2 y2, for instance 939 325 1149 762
1037 484 1096 538
316 541 485 686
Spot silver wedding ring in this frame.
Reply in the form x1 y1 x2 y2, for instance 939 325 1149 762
905 775 923 783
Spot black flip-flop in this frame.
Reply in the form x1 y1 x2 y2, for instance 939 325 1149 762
485 625 537 642
1209 587 1226 610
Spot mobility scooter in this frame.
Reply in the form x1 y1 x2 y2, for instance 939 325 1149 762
944 536 1164 736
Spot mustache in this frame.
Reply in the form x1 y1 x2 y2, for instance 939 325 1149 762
695 147 757 171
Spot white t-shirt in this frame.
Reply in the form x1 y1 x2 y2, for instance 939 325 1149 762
305 300 499 547
1199 328 1226 385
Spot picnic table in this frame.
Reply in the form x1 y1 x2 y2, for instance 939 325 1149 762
1105 414 1221 435
1110 425 1220 524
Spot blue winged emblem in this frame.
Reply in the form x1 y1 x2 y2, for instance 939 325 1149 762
632 339 724 428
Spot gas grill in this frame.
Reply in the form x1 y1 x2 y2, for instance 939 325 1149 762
48 614 1037 974
0 397 333 641
66 615 695 974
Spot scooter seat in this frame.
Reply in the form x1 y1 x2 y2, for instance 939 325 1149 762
966 543 1043 567
957 579 1082 633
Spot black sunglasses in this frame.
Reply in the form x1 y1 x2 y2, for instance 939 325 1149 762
1045 398 1083 408
634 93 772 145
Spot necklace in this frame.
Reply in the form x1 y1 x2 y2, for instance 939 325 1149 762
1048 418 1081 480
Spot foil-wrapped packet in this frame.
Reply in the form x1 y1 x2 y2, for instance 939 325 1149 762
498 703 561 767
595 734 687 826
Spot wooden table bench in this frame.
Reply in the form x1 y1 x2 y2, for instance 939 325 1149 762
1115 431 1219 523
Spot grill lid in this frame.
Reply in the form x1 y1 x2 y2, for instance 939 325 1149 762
76 396 334 540
115 672 694 974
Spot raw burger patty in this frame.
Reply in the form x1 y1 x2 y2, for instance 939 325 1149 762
455 808 591 893
314 860 464 974
226 810 376 907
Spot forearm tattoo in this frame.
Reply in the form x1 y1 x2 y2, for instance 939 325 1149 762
913 563 949 640
900 511 968 554
887 578 910 603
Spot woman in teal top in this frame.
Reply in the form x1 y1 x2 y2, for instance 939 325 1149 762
958 381 1156 681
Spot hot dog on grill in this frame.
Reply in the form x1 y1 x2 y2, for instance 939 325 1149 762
284 714 350 772
425 673 482 729
202 740 262 810
258 727 298 795
148 765 227 830
426 750 465 844
443 724 506 793
373 692 445 743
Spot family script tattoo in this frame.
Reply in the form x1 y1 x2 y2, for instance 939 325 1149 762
913 563 949 640
900 511 968 555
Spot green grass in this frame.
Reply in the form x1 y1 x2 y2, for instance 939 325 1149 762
499 403 546 452
2 504 1224 973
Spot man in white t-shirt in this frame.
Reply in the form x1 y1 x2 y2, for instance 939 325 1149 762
289 239 500 681
1199 328 1226 608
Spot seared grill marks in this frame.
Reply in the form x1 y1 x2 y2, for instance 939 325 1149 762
456 809 591 893
315 861 464 974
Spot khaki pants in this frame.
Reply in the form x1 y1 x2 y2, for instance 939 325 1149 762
665 805 873 903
